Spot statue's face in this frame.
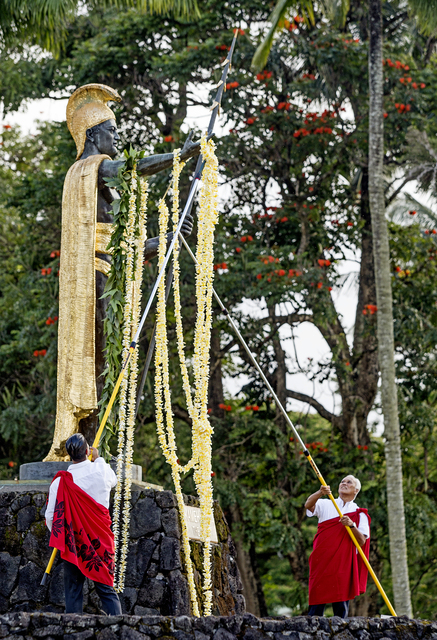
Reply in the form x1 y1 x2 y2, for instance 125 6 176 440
88 118 120 158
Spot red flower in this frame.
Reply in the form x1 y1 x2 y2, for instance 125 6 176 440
328 286 333 291
425 230 430 235
246 117 256 125
384 113 388 118
41 268 47 276
347 221 353 227
46 317 52 325
280 216 288 222
236 247 242 253
221 262 228 269
226 405 232 411
216 44 228 51
33 350 39 357
231 81 239 88
164 135 174 142
317 259 325 267
256 274 262 280
289 436 294 441
40 349 47 356
278 269 286 276
211 472 216 477
241 236 247 242
3 124 11 130
408 210 417 215
357 445 362 450
395 266 401 272
207 408 212 414
247 235 253 241
363 445 368 450
8 461 15 467
346 361 350 366
245 405 252 410
219 403 226 409
420 83 426 89
252 405 259 411
317 282 323 289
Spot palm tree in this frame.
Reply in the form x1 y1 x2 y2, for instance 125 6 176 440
368 0 412 617
0 0 199 53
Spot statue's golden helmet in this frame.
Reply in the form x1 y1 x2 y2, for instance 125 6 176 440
66 84 121 160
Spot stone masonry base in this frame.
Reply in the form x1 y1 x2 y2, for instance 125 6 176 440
0 612 436 640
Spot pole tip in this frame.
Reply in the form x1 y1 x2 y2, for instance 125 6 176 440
303 449 310 457
40 573 49 586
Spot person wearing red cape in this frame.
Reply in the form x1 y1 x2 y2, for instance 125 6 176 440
305 475 371 618
45 433 121 615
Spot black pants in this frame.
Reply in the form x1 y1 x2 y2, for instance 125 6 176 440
63 560 122 615
308 600 349 618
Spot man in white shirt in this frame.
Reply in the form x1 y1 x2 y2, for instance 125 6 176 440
305 475 371 618
45 433 121 615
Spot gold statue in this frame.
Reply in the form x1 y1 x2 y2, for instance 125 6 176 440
44 83 199 461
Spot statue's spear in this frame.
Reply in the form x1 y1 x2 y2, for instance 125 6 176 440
40 28 238 586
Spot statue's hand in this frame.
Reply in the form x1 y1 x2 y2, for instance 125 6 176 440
180 212 194 238
180 130 215 161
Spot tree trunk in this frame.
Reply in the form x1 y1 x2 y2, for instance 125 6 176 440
229 504 268 616
368 0 412 616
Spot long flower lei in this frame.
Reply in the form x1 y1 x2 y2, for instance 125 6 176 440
100 149 148 593
154 135 219 616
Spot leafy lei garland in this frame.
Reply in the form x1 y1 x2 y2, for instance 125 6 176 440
99 147 145 454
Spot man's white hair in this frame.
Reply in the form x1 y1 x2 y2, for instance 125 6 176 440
347 475 361 494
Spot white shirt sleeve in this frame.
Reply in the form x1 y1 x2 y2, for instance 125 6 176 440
94 457 118 488
358 512 370 538
306 498 325 518
45 477 60 531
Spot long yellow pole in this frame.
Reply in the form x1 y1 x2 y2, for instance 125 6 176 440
40 347 135 586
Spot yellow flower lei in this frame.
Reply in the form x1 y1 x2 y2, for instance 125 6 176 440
113 165 149 593
154 135 219 616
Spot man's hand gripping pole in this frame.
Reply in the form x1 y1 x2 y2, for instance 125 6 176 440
41 30 239 588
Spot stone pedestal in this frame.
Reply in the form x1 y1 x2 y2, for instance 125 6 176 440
19 461 143 483
0 487 244 617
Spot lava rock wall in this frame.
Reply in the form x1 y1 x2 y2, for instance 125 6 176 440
0 612 435 640
0 489 244 617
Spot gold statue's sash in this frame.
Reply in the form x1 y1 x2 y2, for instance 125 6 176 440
44 154 110 461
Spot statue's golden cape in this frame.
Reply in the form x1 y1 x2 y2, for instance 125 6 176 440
44 154 110 461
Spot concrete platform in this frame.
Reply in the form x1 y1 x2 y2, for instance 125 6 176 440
0 478 163 493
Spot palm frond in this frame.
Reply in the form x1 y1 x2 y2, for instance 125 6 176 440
386 192 437 228
403 128 437 195
318 0 350 28
251 0 295 72
408 0 437 36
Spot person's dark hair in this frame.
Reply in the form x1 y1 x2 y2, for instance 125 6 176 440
66 433 88 461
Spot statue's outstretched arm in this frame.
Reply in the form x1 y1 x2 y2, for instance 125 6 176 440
100 132 201 179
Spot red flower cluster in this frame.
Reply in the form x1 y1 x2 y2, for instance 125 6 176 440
408 210 417 215
50 250 60 258
288 269 302 277
216 44 228 51
347 221 353 227
293 128 311 138
256 70 273 81
214 262 228 270
240 235 253 242
245 405 260 411
384 59 409 70
260 106 274 113
46 316 58 325
211 471 216 477
302 73 316 80
236 247 242 253
318 259 331 267
226 81 239 90
362 304 377 315
305 442 328 452
261 255 279 264
245 117 256 125
3 124 12 130
41 268 52 276
357 445 369 450
316 282 323 289
277 102 291 110
395 103 411 113
399 77 425 88
234 28 245 35
8 461 15 467
280 216 288 222
164 135 174 142
219 403 232 411
33 349 47 357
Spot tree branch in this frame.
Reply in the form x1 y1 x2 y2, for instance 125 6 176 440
286 389 340 427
